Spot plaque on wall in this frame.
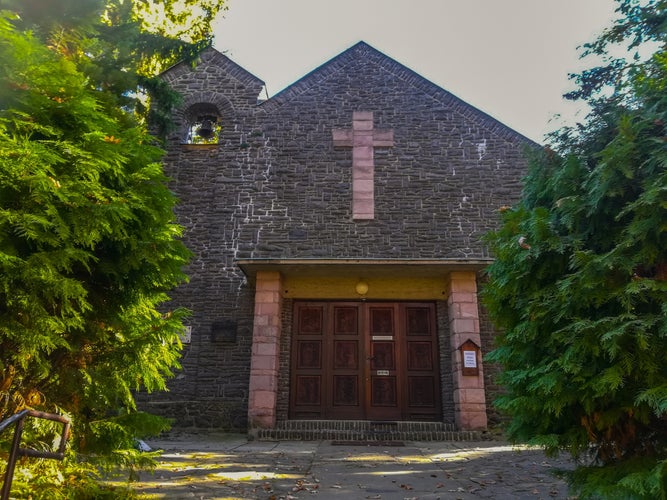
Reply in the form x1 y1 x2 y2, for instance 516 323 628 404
211 320 237 342
460 339 481 376
463 351 477 368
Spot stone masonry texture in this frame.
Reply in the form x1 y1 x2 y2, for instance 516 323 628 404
139 42 534 430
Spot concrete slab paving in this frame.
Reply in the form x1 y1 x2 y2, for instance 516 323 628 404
128 433 576 499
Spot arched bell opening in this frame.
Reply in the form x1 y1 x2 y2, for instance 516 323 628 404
183 103 222 145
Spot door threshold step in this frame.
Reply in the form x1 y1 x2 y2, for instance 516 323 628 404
252 420 486 442
331 440 405 446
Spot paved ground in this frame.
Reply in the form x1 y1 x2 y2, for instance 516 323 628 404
126 433 576 500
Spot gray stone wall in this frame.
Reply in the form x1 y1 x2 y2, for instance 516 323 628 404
253 47 528 260
139 49 266 430
143 43 531 429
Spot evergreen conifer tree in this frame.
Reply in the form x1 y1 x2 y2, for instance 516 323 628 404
0 0 226 496
484 1 667 498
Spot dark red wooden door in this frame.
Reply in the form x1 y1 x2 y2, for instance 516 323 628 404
366 304 401 420
290 302 441 421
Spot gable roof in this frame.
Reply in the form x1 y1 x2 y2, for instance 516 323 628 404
161 46 265 89
260 41 537 145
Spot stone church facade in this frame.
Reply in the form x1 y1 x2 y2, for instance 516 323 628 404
144 42 533 436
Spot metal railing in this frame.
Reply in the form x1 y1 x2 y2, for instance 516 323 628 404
0 409 71 500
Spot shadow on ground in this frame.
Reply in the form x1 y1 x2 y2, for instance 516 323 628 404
120 435 575 499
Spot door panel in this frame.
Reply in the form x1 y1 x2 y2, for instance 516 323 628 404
370 342 395 370
367 304 401 419
328 304 363 418
332 375 358 406
290 302 441 421
294 376 321 406
370 376 397 406
296 340 321 369
407 342 433 370
334 306 358 334
334 340 358 369
291 305 325 418
403 304 440 420
408 376 435 406
299 306 324 333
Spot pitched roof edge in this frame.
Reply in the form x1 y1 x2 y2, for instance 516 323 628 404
161 46 265 89
260 41 540 147
369 45 541 147
258 42 366 113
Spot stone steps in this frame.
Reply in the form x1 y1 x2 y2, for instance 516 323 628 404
252 420 485 442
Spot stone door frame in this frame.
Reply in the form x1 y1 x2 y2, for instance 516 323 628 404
239 261 489 431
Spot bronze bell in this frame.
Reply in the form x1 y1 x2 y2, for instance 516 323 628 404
197 116 217 139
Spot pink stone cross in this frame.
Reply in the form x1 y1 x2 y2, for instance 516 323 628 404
332 111 394 220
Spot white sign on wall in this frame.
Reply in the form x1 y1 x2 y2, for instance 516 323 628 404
463 350 477 368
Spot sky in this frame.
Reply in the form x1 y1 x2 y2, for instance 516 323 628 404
213 0 621 143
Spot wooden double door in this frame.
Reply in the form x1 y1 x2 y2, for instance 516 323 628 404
290 302 442 421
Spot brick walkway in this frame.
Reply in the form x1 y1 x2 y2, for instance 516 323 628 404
128 433 576 499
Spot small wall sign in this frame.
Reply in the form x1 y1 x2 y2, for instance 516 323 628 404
463 350 477 368
211 319 238 342
459 339 480 376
